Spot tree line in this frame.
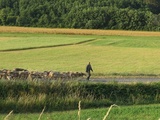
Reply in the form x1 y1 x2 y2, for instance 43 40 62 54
0 0 160 31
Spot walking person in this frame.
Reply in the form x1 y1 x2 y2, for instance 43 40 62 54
86 62 93 80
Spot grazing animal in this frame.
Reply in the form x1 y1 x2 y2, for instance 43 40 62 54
0 68 86 81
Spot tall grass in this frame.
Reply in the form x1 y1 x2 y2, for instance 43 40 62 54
0 80 160 113
38 107 45 120
4 110 13 120
78 101 81 120
102 104 118 120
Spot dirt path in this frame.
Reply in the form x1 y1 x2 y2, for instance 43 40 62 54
83 77 160 83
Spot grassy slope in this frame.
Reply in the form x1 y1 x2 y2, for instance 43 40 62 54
0 27 160 119
0 33 94 51
0 33 160 76
1 104 160 120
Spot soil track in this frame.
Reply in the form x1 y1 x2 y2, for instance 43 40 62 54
82 77 160 83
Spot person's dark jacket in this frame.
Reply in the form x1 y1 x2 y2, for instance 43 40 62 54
86 64 93 73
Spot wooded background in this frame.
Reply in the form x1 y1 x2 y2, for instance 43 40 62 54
0 0 160 31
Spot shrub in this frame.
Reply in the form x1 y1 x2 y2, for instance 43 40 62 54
0 80 159 113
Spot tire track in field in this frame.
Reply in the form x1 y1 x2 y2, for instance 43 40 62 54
0 38 97 52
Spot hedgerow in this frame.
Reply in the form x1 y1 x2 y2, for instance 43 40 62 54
0 80 159 113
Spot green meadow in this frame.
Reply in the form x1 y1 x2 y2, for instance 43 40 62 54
0 33 94 51
1 104 160 120
0 31 160 120
0 33 160 77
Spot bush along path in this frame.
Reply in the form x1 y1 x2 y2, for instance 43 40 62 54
0 80 160 113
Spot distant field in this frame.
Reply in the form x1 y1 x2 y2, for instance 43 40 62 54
0 26 160 77
0 26 160 36
1 104 160 120
0 33 94 51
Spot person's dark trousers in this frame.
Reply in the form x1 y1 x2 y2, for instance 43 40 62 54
87 72 91 80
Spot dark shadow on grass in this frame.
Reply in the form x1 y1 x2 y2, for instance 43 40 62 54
0 39 96 52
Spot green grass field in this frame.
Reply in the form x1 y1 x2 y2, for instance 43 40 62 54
0 32 160 77
0 33 94 51
1 104 160 120
0 27 160 119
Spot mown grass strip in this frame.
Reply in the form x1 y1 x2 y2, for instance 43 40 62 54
0 39 96 52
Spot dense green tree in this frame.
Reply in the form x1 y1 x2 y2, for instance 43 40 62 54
144 0 160 14
0 0 159 30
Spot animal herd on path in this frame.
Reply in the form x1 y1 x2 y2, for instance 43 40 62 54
0 68 86 81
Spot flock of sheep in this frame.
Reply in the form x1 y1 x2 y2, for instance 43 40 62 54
0 68 86 81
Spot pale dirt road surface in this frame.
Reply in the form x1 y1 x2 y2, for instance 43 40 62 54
80 77 160 83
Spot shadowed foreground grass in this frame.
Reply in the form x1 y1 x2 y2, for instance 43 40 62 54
0 80 160 113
